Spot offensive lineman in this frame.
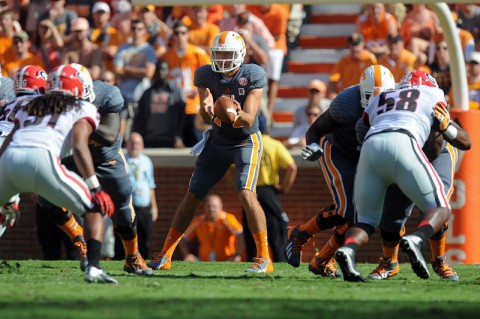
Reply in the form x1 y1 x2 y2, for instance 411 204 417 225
335 70 471 282
43 65 153 276
285 65 395 277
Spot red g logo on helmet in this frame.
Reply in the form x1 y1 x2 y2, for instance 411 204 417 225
14 65 48 95
46 64 85 99
400 69 438 88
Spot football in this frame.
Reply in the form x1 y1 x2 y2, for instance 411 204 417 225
214 96 237 123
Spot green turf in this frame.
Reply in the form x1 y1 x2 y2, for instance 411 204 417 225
0 260 479 319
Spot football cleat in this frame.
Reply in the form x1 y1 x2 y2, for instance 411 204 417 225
245 256 274 273
308 256 342 278
72 235 88 272
84 266 118 284
368 256 400 280
400 235 430 279
285 226 310 267
334 247 365 282
147 252 171 270
432 255 459 282
124 252 154 276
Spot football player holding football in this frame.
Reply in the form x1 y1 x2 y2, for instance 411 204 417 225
148 30 273 273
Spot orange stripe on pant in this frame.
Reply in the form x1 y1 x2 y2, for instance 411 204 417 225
318 137 348 218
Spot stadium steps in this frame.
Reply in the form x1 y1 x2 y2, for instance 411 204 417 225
270 4 362 141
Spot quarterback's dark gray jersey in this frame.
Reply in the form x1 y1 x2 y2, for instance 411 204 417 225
194 64 266 144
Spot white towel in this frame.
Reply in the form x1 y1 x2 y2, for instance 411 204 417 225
189 128 212 156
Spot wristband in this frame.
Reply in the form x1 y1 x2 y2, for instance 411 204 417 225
443 125 458 140
309 143 320 149
85 175 100 190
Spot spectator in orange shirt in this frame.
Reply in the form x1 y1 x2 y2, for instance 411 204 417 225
90 2 122 72
355 3 397 58
179 194 244 262
3 31 45 77
184 5 220 52
328 33 377 98
0 10 18 65
378 34 416 81
247 4 288 120
161 20 211 147
61 17 101 80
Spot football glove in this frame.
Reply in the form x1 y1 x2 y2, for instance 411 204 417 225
91 189 115 217
302 143 324 161
434 103 450 132
0 202 20 229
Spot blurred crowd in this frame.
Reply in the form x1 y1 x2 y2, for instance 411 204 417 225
0 1 479 148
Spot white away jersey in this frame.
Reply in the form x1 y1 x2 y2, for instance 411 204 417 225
9 100 100 156
0 95 39 137
364 86 446 147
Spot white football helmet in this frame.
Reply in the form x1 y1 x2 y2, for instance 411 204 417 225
210 31 246 73
69 63 96 103
359 65 396 108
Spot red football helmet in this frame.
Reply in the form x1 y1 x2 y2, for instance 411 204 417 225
14 65 48 95
399 69 439 89
46 64 85 99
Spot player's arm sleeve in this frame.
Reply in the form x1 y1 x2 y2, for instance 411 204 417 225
248 65 267 89
305 109 338 145
89 112 120 146
193 65 209 89
355 117 369 145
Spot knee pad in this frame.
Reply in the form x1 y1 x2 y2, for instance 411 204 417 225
113 217 137 241
355 222 375 237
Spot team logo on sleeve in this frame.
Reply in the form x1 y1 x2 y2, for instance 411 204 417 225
238 77 248 86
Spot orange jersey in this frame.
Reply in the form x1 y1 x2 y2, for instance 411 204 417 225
329 50 378 91
357 12 396 45
187 23 220 48
379 48 416 82
0 36 14 65
162 44 211 114
3 54 45 77
185 211 243 261
247 4 289 54
90 26 122 71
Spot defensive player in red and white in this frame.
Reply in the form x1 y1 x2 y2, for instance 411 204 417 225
335 70 471 282
148 31 273 273
0 65 47 236
0 64 116 283
285 65 395 277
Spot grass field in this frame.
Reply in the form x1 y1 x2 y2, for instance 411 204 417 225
1 260 479 319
